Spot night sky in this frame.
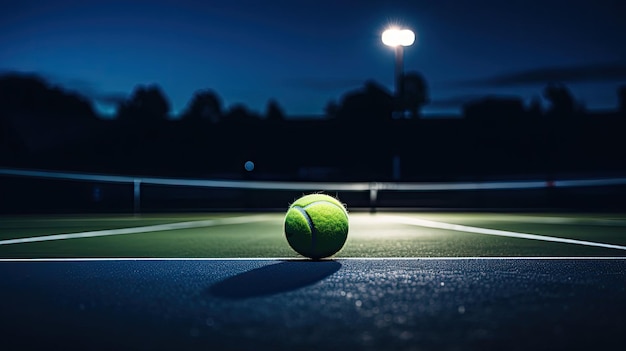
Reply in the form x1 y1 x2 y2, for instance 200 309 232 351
2 0 625 117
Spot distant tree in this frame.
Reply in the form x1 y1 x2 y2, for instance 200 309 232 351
543 83 575 117
117 85 170 121
0 116 20 163
617 85 626 116
223 104 259 124
265 99 285 121
324 100 339 118
180 89 222 123
576 99 587 115
336 81 393 123
399 71 429 118
528 96 544 117
463 96 526 121
0 73 96 120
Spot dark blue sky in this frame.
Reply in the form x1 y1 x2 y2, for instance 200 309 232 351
2 0 625 117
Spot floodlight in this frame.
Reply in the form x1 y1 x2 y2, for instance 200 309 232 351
382 28 415 47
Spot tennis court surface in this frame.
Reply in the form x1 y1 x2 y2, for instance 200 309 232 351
1 212 625 350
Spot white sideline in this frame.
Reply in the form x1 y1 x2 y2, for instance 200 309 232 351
0 215 274 246
0 257 624 262
479 215 626 226
383 215 626 251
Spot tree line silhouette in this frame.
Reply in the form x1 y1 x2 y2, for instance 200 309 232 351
1 71 625 181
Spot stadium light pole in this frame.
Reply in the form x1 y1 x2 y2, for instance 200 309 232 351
382 27 415 104
382 27 415 181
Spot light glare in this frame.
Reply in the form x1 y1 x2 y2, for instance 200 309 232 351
382 28 415 47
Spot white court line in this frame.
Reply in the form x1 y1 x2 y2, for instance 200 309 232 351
489 215 626 226
0 214 275 246
382 215 626 251
0 257 625 262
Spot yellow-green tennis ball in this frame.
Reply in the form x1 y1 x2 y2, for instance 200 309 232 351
284 194 349 259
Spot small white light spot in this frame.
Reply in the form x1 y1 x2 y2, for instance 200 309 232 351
458 306 466 314
244 161 255 172
355 300 362 307
440 282 445 286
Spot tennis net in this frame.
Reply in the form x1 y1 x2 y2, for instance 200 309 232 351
1 168 625 213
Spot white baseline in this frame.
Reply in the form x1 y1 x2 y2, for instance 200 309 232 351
0 257 625 262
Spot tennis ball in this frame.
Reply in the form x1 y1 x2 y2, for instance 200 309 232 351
284 193 349 259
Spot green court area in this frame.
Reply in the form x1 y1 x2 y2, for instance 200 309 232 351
1 212 625 259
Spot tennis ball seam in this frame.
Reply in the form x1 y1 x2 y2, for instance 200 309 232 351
301 200 348 216
292 205 318 253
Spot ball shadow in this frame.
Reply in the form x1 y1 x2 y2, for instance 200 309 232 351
208 260 342 299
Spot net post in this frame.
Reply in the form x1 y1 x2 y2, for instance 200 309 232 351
369 182 379 213
133 179 141 214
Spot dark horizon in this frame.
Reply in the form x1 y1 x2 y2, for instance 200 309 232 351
2 0 625 116
2 69 625 120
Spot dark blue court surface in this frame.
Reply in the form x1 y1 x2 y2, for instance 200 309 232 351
1 259 625 350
